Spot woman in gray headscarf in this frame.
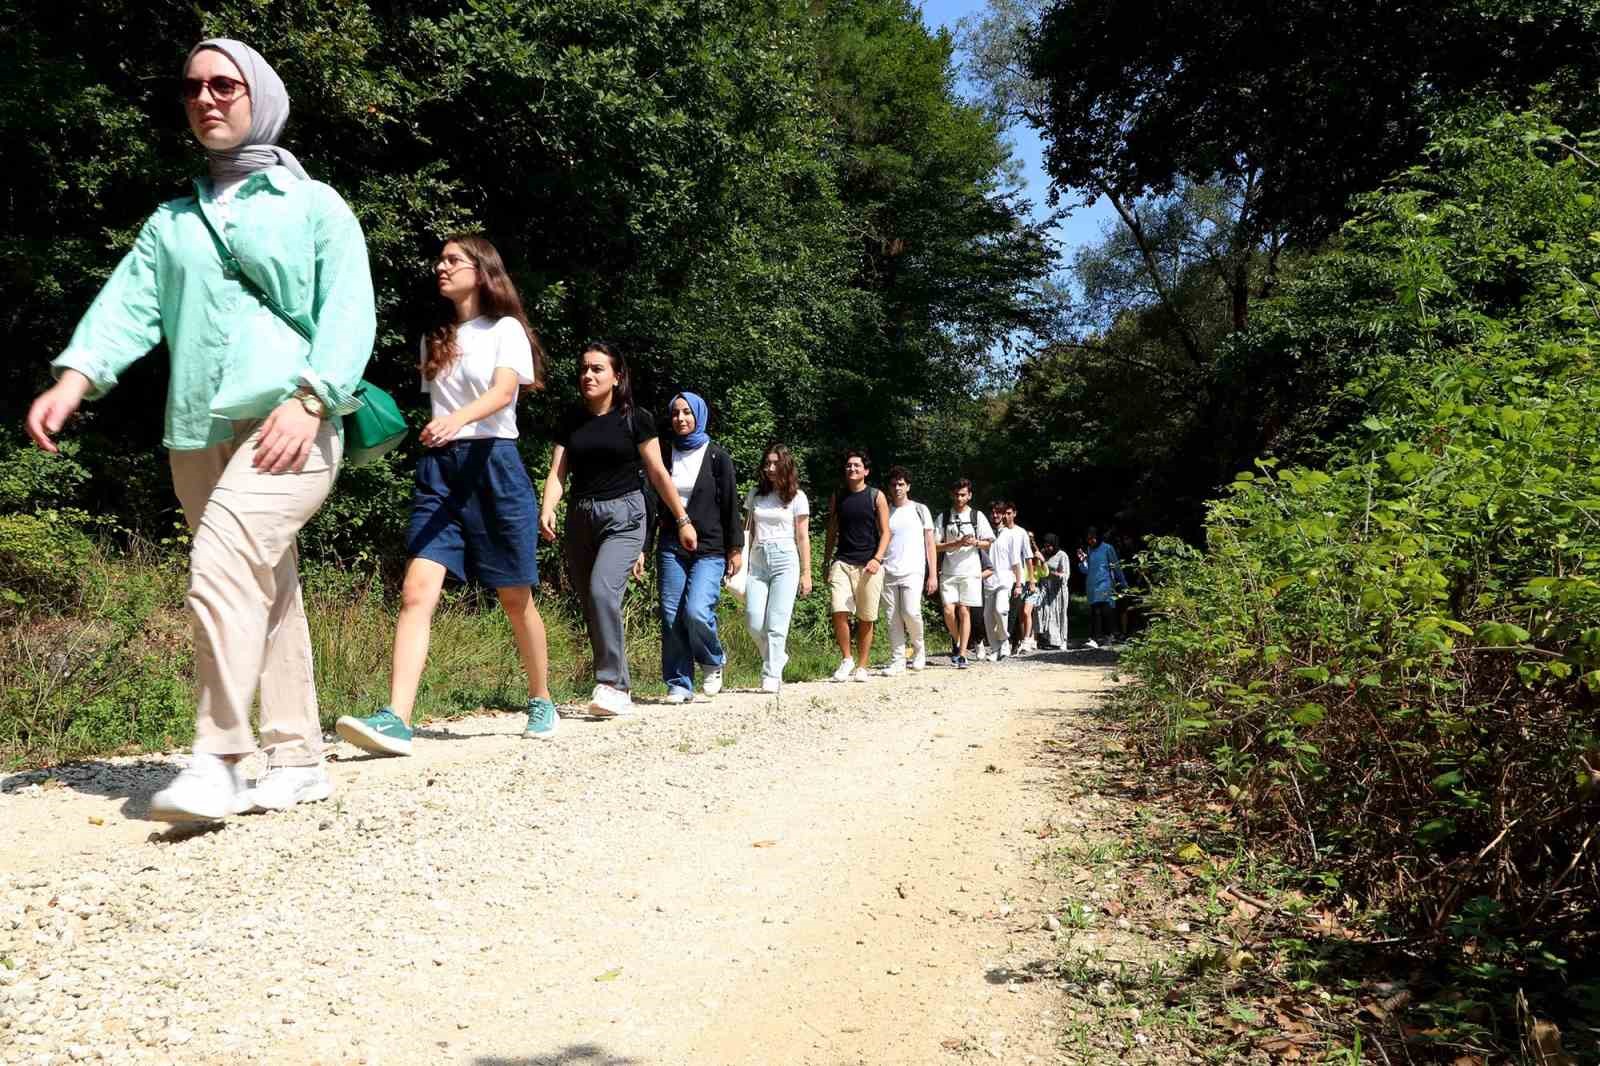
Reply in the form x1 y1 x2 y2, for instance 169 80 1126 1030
24 40 377 822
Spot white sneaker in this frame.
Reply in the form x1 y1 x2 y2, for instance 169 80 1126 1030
996 646 1010 662
881 659 907 677
246 764 334 812
665 687 693 705
1021 638 1037 653
702 670 724 697
831 658 855 682
975 643 993 662
1086 639 1101 650
147 754 248 822
911 647 927 671
588 684 633 718
760 677 782 694
851 667 871 683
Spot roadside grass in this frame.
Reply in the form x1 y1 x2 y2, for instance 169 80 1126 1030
0 547 846 769
1036 697 1599 1066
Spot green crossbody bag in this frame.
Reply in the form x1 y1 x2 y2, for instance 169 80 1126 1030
195 204 407 467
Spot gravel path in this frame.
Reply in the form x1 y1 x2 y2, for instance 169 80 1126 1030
2 653 1127 1065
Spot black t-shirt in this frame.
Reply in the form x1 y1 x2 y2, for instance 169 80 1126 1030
559 405 657 502
834 485 881 565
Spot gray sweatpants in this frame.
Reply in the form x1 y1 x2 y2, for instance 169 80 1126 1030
566 491 647 690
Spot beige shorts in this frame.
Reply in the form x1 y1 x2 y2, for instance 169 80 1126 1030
939 572 983 608
829 560 885 622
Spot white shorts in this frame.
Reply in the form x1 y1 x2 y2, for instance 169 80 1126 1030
939 573 983 608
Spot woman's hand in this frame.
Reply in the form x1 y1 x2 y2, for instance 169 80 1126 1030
539 509 558 543
799 572 813 597
678 520 698 554
725 549 742 580
253 399 321 473
420 412 466 448
24 372 92 453
924 574 938 597
631 552 646 581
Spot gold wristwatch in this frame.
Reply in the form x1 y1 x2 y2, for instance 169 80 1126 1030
294 388 328 418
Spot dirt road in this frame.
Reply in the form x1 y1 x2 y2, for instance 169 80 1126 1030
1 653 1151 1066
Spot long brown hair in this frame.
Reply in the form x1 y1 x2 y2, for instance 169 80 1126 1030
757 442 800 505
423 234 547 390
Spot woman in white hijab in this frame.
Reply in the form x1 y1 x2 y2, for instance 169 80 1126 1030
25 40 376 822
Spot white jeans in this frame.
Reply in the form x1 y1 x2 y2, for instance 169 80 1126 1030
881 579 926 660
983 584 1013 657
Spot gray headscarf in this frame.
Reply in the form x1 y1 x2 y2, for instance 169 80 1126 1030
186 38 308 182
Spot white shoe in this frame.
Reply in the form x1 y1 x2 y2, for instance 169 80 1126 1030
1021 638 1037 653
760 677 782 694
996 646 1010 662
1086 639 1100 650
702 670 724 696
148 754 248 823
851 667 871 683
588 684 633 718
831 658 856 682
665 687 693 705
881 659 907 677
911 647 927 671
975 643 993 662
246 764 334 812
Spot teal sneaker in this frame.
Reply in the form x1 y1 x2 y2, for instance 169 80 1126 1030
523 697 559 740
334 708 413 757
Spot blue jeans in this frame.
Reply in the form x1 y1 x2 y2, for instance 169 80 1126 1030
744 540 799 682
659 550 726 693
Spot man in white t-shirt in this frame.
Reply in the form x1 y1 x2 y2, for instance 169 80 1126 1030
934 478 994 669
983 499 1028 662
878 466 937 674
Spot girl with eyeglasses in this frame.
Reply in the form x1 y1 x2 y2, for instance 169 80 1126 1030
742 444 813 692
336 236 555 757
24 40 375 821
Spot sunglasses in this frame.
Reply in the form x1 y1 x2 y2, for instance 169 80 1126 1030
181 76 248 104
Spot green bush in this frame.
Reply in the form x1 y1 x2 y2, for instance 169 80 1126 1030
1121 112 1600 966
0 511 94 611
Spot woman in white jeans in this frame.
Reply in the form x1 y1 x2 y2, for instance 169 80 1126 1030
878 466 937 674
742 444 812 692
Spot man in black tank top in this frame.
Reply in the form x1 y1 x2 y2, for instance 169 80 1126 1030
823 448 893 683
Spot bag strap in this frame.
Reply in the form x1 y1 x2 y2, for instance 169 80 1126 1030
194 200 312 343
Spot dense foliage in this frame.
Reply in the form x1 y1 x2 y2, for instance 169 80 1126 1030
0 0 1056 577
1122 114 1600 979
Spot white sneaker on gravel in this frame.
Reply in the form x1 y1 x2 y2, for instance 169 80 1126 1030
881 659 906 677
665 687 693 705
147 753 248 823
760 677 782 694
246 764 334 812
911 647 927 671
702 670 724 696
831 658 855 682
588 684 633 718
851 667 871 683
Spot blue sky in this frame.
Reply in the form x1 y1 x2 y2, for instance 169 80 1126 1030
915 0 1116 268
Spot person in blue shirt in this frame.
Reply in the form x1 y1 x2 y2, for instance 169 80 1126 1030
1076 526 1126 649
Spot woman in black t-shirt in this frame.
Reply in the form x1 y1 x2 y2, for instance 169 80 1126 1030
540 342 692 717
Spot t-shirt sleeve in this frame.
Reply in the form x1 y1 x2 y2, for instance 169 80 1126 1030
493 318 536 387
556 408 582 449
978 512 994 540
793 491 810 519
629 407 657 445
918 504 935 530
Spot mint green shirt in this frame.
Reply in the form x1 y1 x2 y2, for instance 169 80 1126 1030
52 167 376 450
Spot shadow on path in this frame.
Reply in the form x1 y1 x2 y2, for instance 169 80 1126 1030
474 1046 639 1066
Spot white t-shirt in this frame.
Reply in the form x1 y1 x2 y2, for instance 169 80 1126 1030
883 500 934 582
985 526 1028 592
418 316 535 440
937 507 994 578
745 488 810 544
669 443 708 509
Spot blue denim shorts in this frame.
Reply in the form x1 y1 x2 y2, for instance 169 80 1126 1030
407 439 540 589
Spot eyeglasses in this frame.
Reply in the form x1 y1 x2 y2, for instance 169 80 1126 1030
435 254 476 271
181 76 248 104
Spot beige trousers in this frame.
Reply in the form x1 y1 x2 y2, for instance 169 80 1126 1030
168 419 341 767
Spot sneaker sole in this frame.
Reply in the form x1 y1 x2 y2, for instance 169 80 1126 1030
145 797 240 823
335 717 412 757
523 726 558 741
588 702 632 719
249 779 334 813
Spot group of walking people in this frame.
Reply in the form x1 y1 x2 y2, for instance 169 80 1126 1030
22 38 1131 826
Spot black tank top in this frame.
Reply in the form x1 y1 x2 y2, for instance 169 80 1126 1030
835 486 879 565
